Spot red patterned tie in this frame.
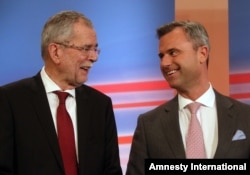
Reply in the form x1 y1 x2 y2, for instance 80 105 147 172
54 91 78 175
186 102 206 158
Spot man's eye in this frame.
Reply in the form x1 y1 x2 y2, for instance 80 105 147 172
82 47 90 51
158 53 164 59
169 49 178 56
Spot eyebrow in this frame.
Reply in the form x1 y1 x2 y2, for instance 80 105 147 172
159 48 176 54
83 43 99 48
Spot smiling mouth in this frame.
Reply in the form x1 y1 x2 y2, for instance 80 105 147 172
167 69 177 76
80 63 93 70
80 66 91 70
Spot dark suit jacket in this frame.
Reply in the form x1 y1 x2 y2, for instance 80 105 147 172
126 90 250 175
0 73 122 175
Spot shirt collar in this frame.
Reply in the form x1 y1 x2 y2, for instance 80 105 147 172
178 83 215 110
40 66 75 97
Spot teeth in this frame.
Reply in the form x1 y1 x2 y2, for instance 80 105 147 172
81 63 93 70
81 66 90 70
167 70 176 75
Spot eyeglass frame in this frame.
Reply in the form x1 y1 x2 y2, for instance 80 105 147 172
55 42 101 57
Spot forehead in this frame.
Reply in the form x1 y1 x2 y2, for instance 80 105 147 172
159 27 190 50
71 21 97 44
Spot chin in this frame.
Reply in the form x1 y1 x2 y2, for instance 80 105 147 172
167 81 179 89
79 78 88 85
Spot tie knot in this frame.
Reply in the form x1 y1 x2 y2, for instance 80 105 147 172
54 91 69 104
187 102 201 114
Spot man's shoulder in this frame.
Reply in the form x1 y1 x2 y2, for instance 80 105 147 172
77 84 111 100
139 96 178 120
215 90 250 109
1 76 37 92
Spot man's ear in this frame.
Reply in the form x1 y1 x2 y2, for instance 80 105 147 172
48 43 61 64
198 45 209 64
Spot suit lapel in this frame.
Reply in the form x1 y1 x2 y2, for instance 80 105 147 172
214 92 236 158
30 73 64 169
161 96 186 158
75 86 92 173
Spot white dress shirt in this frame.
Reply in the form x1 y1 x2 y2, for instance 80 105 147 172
40 67 78 159
178 84 218 158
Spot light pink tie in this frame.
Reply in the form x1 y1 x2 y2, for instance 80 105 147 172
186 102 206 158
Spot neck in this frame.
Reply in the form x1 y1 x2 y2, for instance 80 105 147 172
178 82 210 101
